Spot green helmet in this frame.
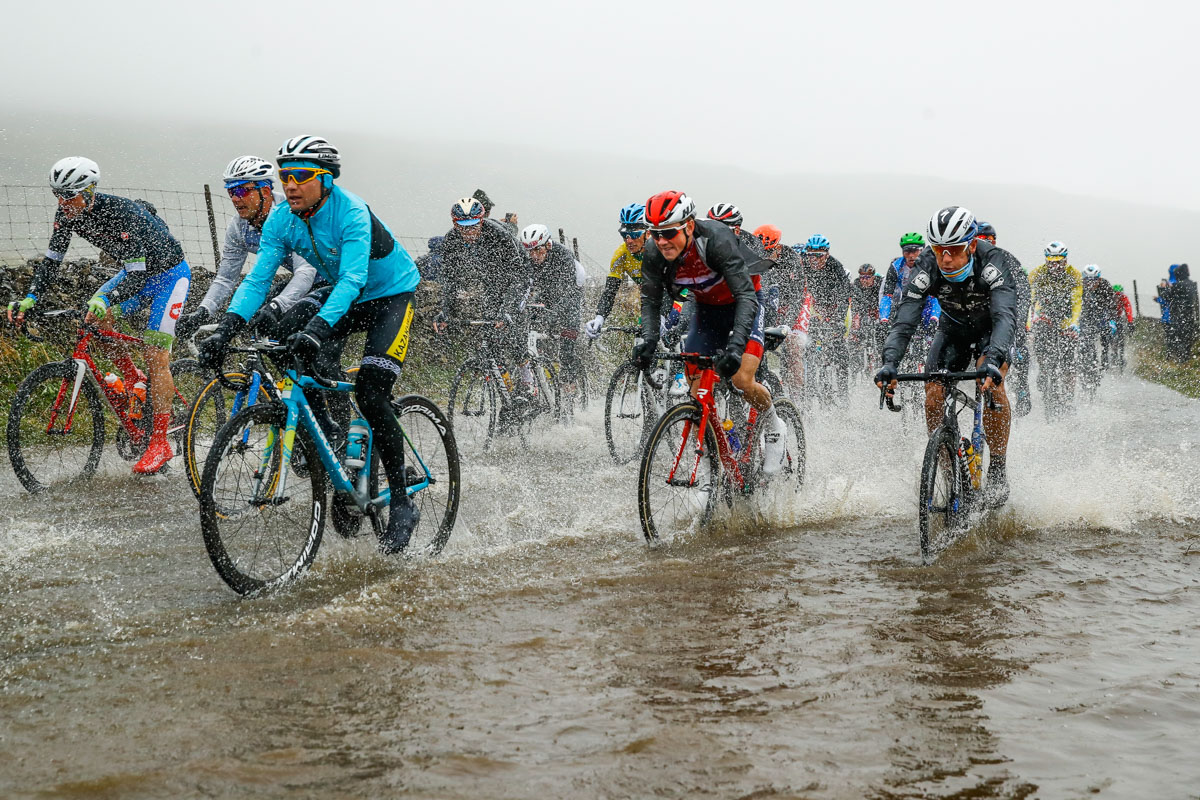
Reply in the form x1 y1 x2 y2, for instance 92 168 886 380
1113 284 1124 292
899 232 925 248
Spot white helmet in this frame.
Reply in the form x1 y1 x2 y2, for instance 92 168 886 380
926 206 977 245
520 224 553 251
276 135 341 177
1083 264 1101 279
1045 241 1068 261
223 155 274 184
49 156 100 194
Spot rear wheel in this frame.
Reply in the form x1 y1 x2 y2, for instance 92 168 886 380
183 371 274 498
447 359 501 456
637 402 721 543
7 361 106 494
198 402 326 596
918 426 965 564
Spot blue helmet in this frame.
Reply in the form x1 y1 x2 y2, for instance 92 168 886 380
805 234 831 251
619 202 647 228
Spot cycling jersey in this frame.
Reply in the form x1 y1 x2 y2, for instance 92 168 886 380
1115 290 1134 324
1081 277 1118 329
882 240 1020 367
879 255 944 327
228 185 418 327
31 192 186 305
640 219 759 354
851 277 881 324
199 190 318 314
800 254 851 322
530 241 583 332
594 240 644 318
1029 262 1083 329
438 218 531 322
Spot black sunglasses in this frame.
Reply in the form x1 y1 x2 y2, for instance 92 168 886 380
648 226 685 241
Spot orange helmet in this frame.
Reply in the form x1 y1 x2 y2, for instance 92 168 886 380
754 224 782 252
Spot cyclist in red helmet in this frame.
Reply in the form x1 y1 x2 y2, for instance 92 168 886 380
634 190 788 473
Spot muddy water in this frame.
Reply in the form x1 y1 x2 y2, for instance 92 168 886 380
1 372 1198 798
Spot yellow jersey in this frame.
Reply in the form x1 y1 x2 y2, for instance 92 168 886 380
1029 262 1083 329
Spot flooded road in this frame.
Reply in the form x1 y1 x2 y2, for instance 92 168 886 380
2 370 1199 798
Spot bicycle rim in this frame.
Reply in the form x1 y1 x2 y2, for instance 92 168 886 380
637 402 720 543
7 361 106 494
918 428 964 564
447 361 500 457
184 372 272 498
605 362 649 465
198 402 326 596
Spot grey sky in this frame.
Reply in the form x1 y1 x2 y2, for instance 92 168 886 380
6 0 1199 211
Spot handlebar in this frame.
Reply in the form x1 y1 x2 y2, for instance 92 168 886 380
11 308 87 342
878 369 997 412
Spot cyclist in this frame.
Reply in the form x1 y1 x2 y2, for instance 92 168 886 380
849 264 881 373
798 234 852 399
974 221 1032 415
633 191 787 473
708 203 768 258
1080 265 1118 372
176 156 318 343
875 206 1020 506
196 135 422 554
752 224 792 327
1029 241 1083 401
879 233 941 345
8 156 191 475
521 223 583 387
584 202 647 338
1112 282 1134 369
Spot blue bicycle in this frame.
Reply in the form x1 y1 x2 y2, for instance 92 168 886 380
197 342 460 596
881 369 994 564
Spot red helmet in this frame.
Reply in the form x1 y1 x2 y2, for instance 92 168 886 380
754 224 782 252
645 190 695 227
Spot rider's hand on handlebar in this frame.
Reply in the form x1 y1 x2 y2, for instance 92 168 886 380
584 314 605 339
197 312 248 371
979 357 1004 392
8 295 36 326
874 362 898 390
631 337 658 371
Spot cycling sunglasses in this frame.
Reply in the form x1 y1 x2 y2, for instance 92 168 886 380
901 245 922 254
226 183 266 198
52 187 89 200
277 167 331 185
619 228 646 240
930 242 971 257
648 225 685 241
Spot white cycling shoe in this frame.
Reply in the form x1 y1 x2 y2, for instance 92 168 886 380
761 415 788 475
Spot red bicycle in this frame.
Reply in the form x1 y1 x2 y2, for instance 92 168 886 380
636 328 806 542
6 309 205 493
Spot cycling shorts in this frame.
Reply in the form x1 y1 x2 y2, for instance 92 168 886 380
115 259 191 348
927 325 1002 372
683 294 765 360
279 286 416 377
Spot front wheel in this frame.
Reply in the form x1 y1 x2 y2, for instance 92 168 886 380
918 426 966 564
637 402 721 543
198 402 327 596
7 361 107 494
604 361 655 465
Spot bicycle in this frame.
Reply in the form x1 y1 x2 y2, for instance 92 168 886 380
446 318 561 456
6 309 206 493
636 327 806 543
197 343 461 596
879 368 995 564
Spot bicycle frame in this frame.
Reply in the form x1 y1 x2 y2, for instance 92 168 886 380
882 369 990 490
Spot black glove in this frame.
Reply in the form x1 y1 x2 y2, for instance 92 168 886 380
287 316 333 370
175 305 211 343
248 299 285 337
631 337 658 372
714 344 742 379
981 357 1004 386
874 362 898 387
197 312 246 371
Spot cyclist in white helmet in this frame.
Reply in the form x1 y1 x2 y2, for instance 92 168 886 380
522 223 584 391
176 156 317 342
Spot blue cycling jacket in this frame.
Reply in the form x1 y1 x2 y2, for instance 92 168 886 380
228 185 419 326
880 255 941 328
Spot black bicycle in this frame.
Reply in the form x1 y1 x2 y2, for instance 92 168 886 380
880 369 996 564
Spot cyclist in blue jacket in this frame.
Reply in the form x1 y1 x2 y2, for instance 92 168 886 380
198 135 423 554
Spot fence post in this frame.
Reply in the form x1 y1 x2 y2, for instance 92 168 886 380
1132 279 1141 318
572 237 580 260
204 184 221 271
558 227 566 245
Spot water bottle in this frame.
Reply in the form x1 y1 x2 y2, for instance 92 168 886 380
129 381 147 420
103 372 125 394
344 419 369 472
723 418 741 451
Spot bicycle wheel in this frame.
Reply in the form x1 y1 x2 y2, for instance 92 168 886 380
447 359 500 456
364 395 461 556
532 358 562 427
604 361 652 465
918 426 965 564
166 357 209 452
7 361 107 494
198 402 327 596
638 402 721 543
183 371 273 499
768 399 806 491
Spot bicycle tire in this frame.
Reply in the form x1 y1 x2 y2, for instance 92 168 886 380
198 402 327 596
7 361 107 494
604 361 651 465
637 401 721 543
447 359 501 455
183 370 274 499
918 426 965 564
770 398 807 491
